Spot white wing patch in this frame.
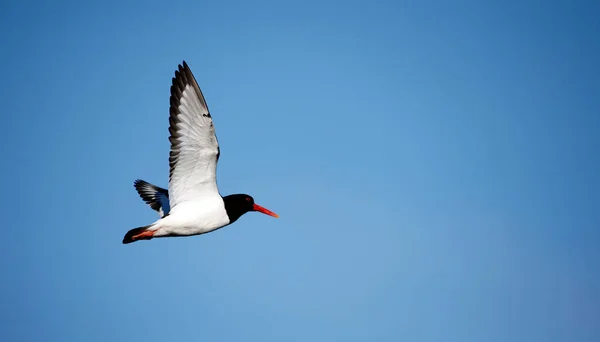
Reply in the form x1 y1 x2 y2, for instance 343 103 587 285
167 62 220 208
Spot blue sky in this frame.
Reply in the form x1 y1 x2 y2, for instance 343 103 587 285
1 0 599 341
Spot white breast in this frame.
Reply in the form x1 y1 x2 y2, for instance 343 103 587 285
151 195 230 237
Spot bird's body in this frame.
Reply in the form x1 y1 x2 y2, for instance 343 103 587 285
150 196 229 235
123 61 278 244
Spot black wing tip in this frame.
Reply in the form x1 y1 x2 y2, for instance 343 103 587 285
133 179 148 188
133 179 168 212
174 61 199 89
175 60 190 78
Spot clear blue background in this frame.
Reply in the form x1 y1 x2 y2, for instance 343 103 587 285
1 0 599 341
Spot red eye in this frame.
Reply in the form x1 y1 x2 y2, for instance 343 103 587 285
246 197 251 202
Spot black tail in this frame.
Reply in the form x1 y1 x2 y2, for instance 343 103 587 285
122 225 152 244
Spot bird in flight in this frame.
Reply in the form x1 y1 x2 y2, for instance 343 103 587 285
123 61 279 244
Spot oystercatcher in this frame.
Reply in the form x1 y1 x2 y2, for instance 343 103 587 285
123 61 279 244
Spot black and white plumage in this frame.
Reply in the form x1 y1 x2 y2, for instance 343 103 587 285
133 179 170 217
123 61 278 244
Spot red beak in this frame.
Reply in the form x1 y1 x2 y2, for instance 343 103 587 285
252 204 279 218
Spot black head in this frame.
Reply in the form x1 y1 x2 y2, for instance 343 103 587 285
222 194 279 224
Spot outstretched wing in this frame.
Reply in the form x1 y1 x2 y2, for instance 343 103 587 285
133 179 171 217
167 61 220 208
